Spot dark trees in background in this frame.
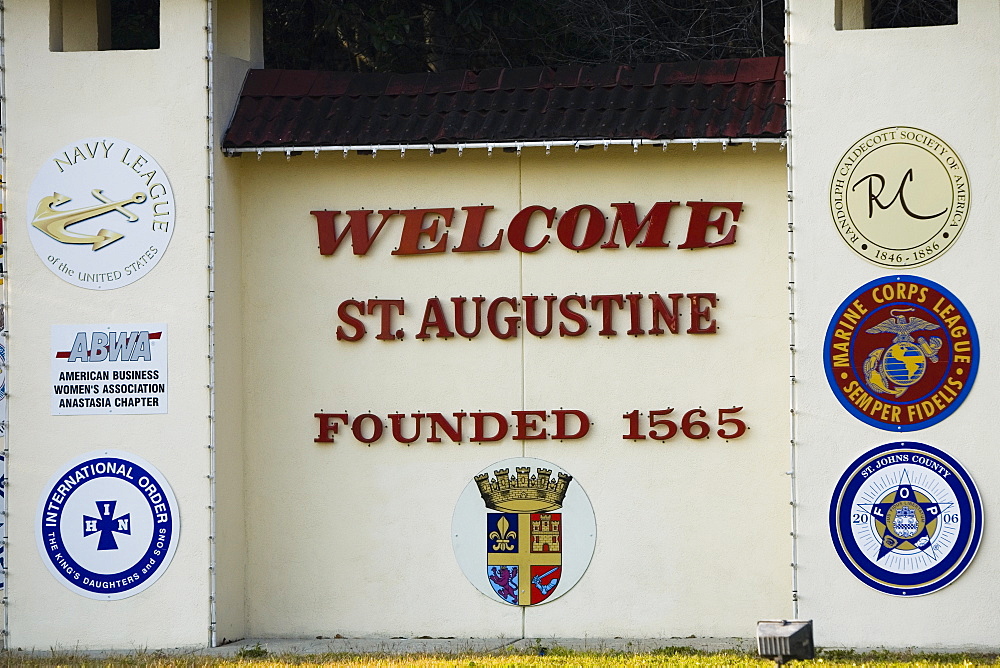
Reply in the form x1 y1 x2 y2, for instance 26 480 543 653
104 0 961 69
109 0 159 50
869 1 957 29
262 0 786 72
261 0 957 73
99 0 958 67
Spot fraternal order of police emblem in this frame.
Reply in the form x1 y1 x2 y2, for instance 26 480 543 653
452 458 596 606
830 442 982 596
27 138 175 290
36 450 179 599
830 127 969 268
824 275 978 431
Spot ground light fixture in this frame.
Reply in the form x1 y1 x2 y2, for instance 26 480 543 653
756 620 814 665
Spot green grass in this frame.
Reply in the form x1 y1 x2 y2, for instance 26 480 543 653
2 647 999 667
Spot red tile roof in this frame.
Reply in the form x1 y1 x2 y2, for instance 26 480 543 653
223 57 785 150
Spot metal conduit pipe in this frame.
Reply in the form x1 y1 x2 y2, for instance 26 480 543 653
205 0 218 649
0 0 9 648
784 0 800 621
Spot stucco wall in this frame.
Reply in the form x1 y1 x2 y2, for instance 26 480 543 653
791 0 1000 649
5 0 213 649
237 144 790 638
20 0 996 649
212 0 263 644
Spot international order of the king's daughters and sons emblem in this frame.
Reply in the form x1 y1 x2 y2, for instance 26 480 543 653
35 450 179 600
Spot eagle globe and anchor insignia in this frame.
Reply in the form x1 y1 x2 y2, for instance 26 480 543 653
830 442 982 596
452 458 596 607
824 275 978 431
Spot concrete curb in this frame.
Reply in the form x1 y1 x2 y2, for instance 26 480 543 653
6 636 756 658
204 636 756 657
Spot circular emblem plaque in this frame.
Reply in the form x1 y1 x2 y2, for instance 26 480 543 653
0 342 7 401
36 450 179 599
824 275 978 431
27 138 175 290
830 442 982 596
830 127 969 268
452 458 596 606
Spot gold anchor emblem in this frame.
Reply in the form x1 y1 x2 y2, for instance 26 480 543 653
32 189 145 250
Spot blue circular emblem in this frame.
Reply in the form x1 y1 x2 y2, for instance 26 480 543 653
830 442 982 596
824 275 978 431
0 342 7 401
35 450 179 599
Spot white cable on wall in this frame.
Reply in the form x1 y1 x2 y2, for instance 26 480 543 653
225 137 784 158
205 0 219 649
0 0 9 648
784 0 800 621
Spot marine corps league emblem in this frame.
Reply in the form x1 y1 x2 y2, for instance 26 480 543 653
452 458 596 606
824 276 978 430
27 138 175 290
830 442 982 596
35 450 179 599
830 127 969 268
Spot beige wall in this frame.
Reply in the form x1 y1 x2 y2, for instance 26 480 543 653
212 0 262 644
790 0 1000 649
5 0 220 649
237 145 791 638
18 0 968 649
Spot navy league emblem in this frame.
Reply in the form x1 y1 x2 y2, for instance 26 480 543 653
830 442 982 596
35 450 179 599
453 458 596 606
824 276 978 431
27 138 175 290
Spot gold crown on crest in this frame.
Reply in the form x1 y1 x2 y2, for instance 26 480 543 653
474 467 572 513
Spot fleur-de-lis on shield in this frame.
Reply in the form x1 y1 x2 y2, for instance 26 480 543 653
490 515 516 551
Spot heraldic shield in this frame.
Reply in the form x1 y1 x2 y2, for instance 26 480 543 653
486 512 562 605
478 467 570 606
453 458 596 607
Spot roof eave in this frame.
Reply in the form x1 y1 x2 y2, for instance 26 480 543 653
223 136 787 157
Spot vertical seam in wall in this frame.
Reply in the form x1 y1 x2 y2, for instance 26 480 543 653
240 159 250 640
517 154 526 639
784 0 800 621
518 155 525 455
237 134 250 641
206 0 218 648
238 100 249 646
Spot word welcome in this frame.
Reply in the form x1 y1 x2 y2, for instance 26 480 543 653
312 201 743 256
